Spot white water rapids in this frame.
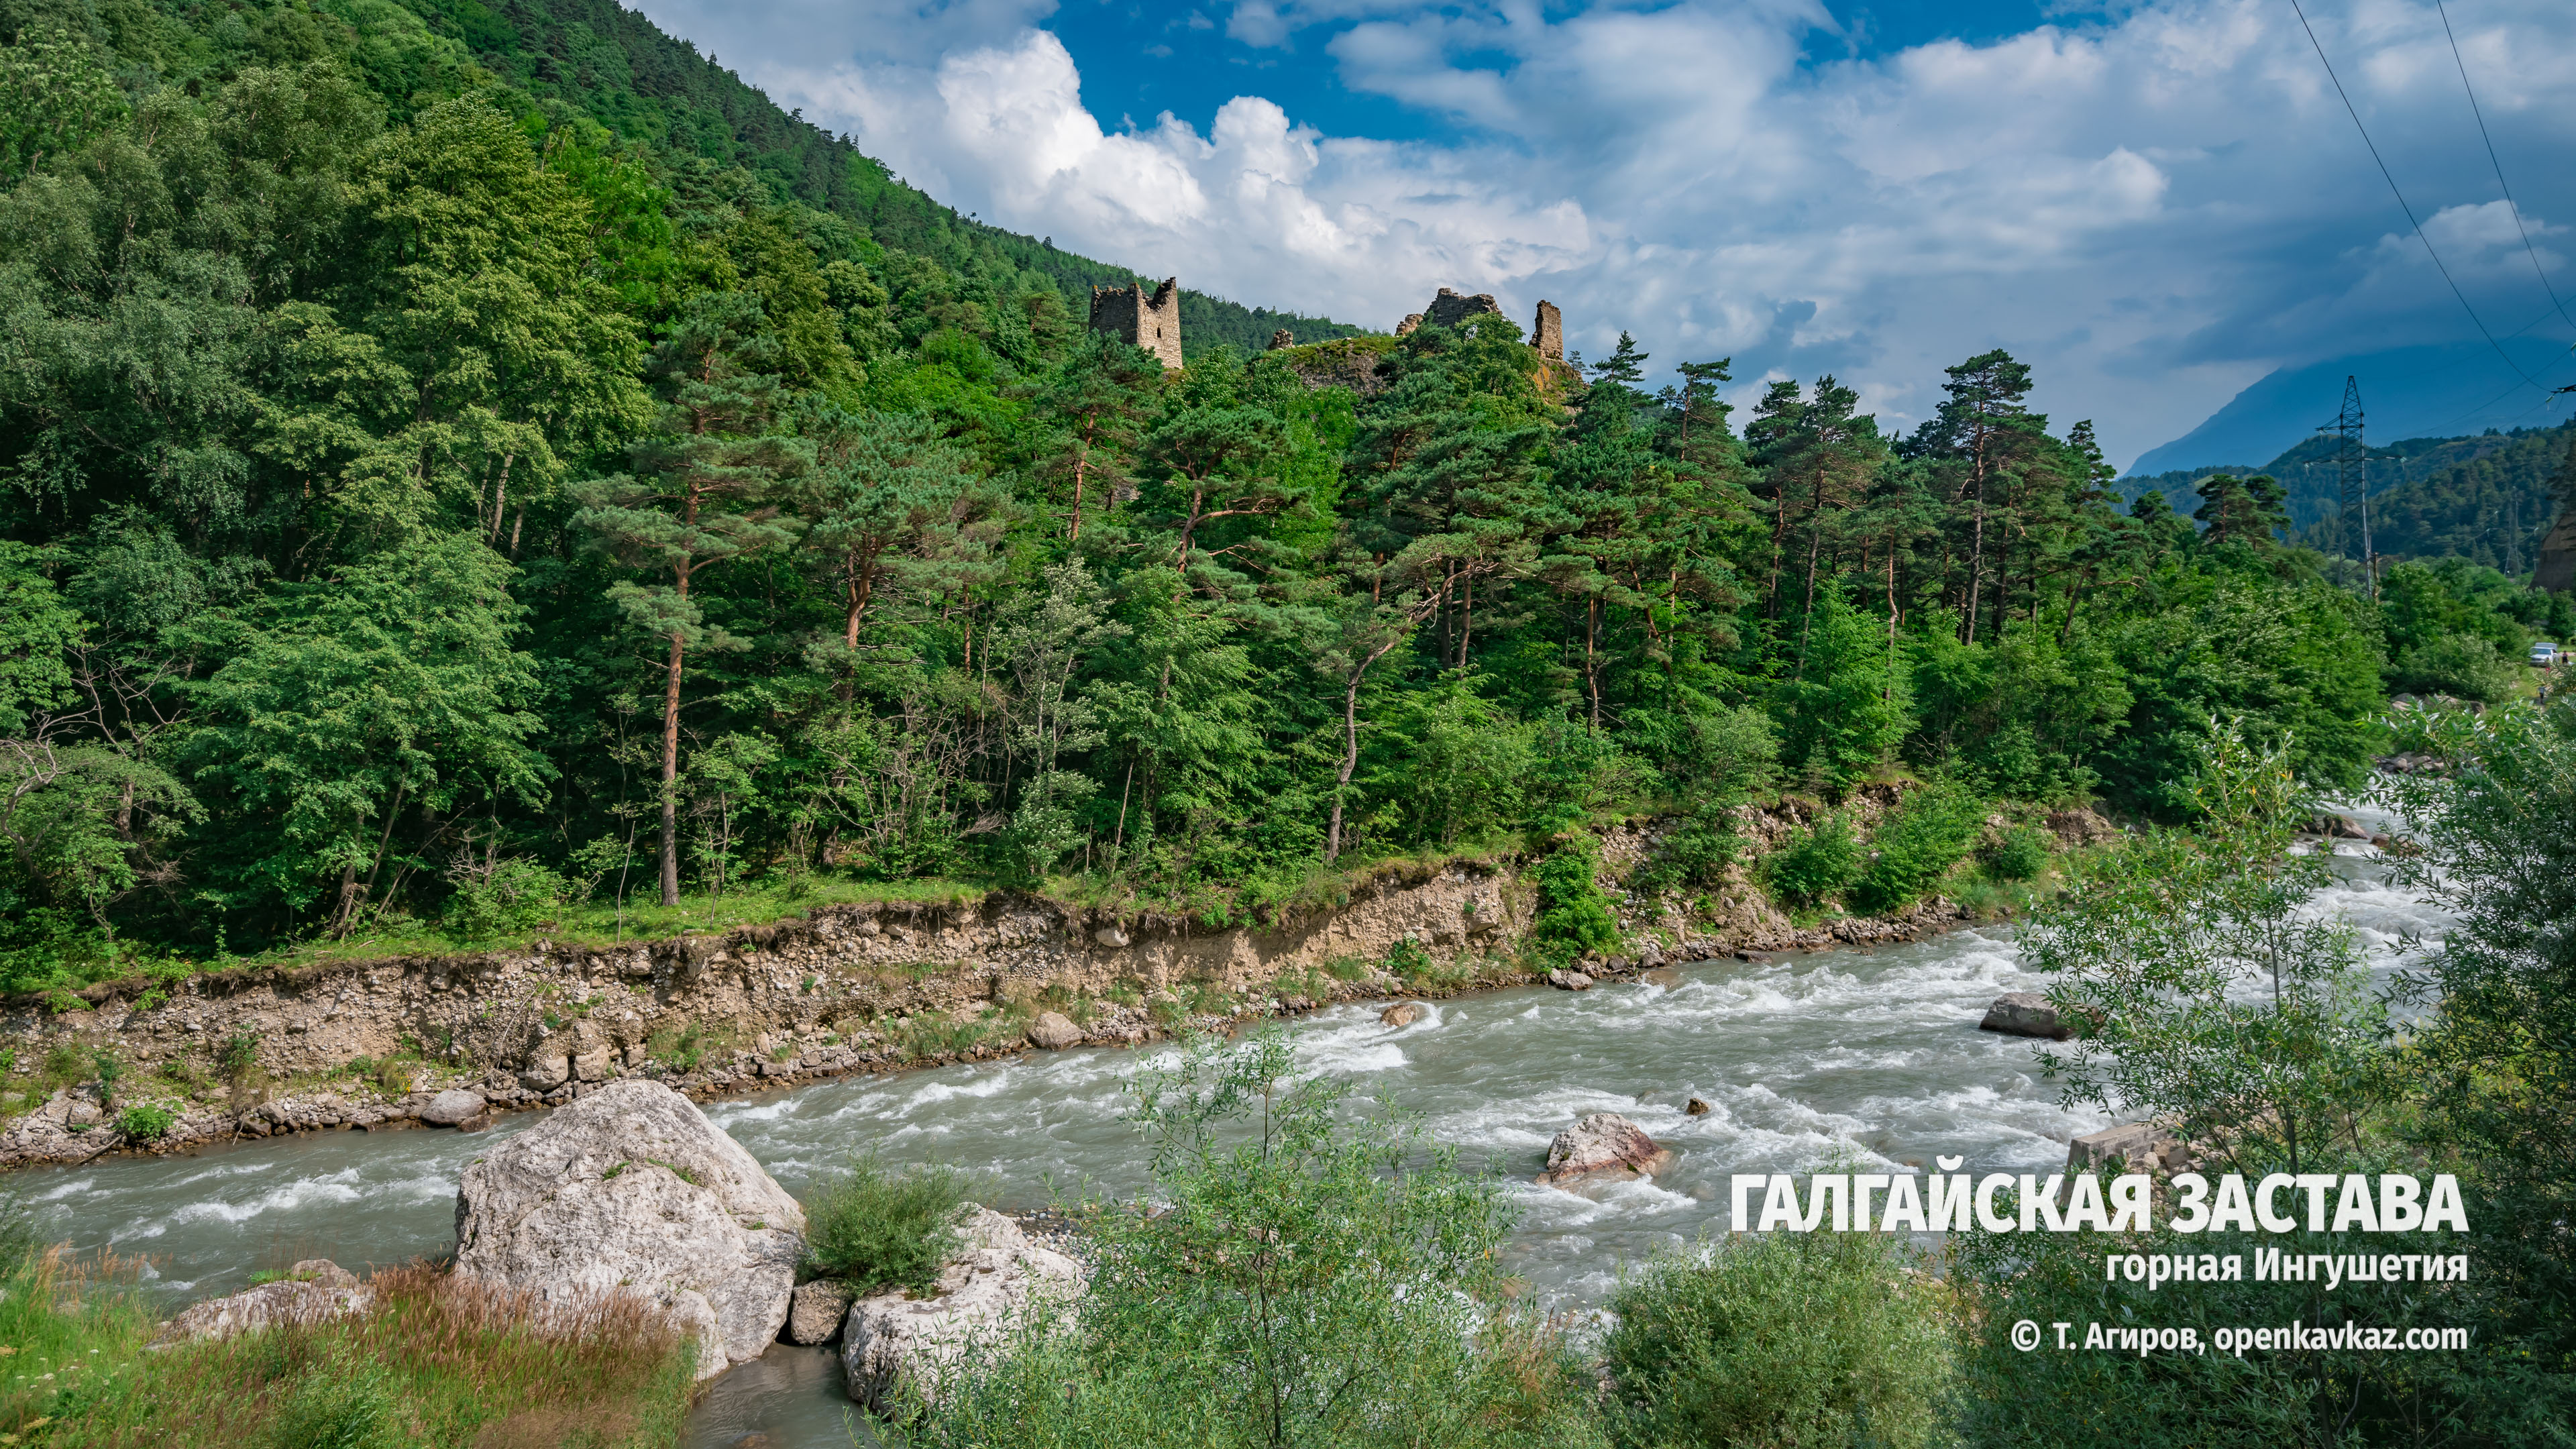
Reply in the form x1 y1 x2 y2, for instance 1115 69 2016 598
16 812 2447 1447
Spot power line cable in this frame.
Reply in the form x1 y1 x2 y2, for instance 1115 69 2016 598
2435 0 2576 333
2284 0 2544 391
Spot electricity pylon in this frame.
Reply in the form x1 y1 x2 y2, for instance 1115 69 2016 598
2317 376 2374 597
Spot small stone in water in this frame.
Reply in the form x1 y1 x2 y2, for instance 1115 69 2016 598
1685 1097 1711 1116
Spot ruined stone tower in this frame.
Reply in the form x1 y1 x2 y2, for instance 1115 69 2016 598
1532 300 1563 362
1089 277 1184 370
1424 287 1503 329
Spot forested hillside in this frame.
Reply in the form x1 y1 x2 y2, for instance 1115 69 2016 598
2121 421 2574 572
0 0 2559 992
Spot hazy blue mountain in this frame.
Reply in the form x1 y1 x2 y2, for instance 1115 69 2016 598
2129 337 2576 477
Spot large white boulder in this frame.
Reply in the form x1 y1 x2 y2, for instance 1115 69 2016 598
453 1079 805 1379
841 1207 1083 1409
1536 1112 1674 1187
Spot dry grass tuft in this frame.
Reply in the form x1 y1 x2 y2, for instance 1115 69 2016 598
5 1256 694 1449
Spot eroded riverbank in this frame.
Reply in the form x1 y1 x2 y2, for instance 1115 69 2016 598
3 806 2005 1170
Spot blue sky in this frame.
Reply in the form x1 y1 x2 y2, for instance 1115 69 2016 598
632 0 2576 468
1044 2 2093 145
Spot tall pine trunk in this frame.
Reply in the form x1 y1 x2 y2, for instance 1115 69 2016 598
659 627 685 906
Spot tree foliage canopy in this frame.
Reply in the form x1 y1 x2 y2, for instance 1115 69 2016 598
0 0 2546 980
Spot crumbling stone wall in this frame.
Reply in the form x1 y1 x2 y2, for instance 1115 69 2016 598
1088 277 1184 370
1424 287 1502 329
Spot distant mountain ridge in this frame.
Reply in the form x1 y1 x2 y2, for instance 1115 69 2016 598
407 0 1369 356
2121 423 2575 575
2128 339 2576 478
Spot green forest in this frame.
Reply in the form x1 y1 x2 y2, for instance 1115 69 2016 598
2123 421 2576 575
3 0 2573 996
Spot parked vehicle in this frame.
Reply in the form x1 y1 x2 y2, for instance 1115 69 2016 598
2533 641 2561 667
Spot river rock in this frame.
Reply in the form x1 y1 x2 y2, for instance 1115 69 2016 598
1379 1002 1421 1027
574 1046 617 1082
1546 969 1593 991
517 1053 572 1092
2067 1121 2192 1174
1978 992 2071 1040
1026 1013 1083 1051
157 1260 370 1344
421 1089 487 1127
1536 1113 1674 1187
1684 1097 1711 1116
843 1207 1085 1409
453 1078 806 1380
786 1279 855 1345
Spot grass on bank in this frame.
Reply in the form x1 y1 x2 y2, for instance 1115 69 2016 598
0 1238 693 1449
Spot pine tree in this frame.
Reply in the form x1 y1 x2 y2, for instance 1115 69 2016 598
1906 350 2044 644
2192 473 2291 548
800 409 1006 651
572 294 808 905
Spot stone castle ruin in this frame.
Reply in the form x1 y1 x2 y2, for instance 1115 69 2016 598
1392 288 1567 362
1532 300 1563 362
1089 277 1183 370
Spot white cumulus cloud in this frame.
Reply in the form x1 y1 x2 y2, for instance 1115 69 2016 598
632 0 2576 465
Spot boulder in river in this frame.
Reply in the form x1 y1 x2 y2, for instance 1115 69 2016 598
1977 992 2071 1040
453 1078 806 1381
1684 1097 1711 1116
1379 1002 1422 1027
1536 1112 1674 1187
1025 1012 1083 1051
1546 969 1593 991
785 1279 855 1346
421 1089 487 1126
156 1260 370 1344
843 1206 1084 1409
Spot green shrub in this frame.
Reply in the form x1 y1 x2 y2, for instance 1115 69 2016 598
1385 938 1433 981
903 1032 1602 1448
41 1043 85 1087
1529 837 1621 966
1604 1230 1953 1449
1758 814 1860 908
116 1104 178 1140
440 857 572 943
801 1155 975 1295
1848 784 1985 913
1983 823 2051 881
2390 631 2517 703
1632 818 1742 898
217 1030 261 1081
91 1047 122 1106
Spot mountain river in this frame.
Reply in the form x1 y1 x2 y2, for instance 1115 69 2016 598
15 814 2445 1448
